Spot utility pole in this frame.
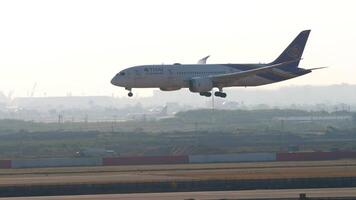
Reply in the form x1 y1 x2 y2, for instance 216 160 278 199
84 114 88 131
211 90 215 127
212 92 215 111
58 114 63 131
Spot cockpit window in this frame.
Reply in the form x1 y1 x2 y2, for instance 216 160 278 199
119 72 126 76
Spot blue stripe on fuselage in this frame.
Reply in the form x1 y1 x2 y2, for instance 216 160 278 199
222 64 261 71
222 64 284 82
222 64 308 82
259 71 286 82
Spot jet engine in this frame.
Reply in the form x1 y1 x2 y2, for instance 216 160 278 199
189 78 213 93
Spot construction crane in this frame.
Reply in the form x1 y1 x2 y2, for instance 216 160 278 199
30 82 37 97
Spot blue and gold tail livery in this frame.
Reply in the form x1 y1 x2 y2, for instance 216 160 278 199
271 30 311 70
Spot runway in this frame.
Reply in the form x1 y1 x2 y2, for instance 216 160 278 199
1 160 356 186
1 188 356 199
1 160 356 197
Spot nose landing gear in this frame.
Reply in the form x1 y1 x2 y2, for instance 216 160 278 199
126 88 133 97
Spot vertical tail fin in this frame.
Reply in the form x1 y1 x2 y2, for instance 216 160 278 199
271 30 311 69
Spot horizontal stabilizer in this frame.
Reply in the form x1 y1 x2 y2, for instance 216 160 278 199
308 67 328 71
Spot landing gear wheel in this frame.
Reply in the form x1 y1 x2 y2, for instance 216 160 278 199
214 91 227 98
199 92 212 97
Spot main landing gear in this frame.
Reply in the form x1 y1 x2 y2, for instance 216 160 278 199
199 92 212 97
200 89 227 98
214 88 227 98
214 91 227 98
126 88 133 97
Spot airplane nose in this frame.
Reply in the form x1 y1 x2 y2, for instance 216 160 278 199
111 76 119 86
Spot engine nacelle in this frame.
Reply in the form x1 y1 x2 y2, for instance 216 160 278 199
160 87 181 91
189 78 213 93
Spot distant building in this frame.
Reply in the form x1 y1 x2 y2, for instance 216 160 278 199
12 96 118 111
274 116 352 122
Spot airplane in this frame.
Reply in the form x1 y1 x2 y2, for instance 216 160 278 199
111 30 324 98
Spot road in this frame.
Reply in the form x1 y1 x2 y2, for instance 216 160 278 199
1 188 356 199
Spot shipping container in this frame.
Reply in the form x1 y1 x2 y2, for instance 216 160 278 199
189 153 276 163
0 160 11 169
11 157 102 168
103 155 189 166
276 151 356 161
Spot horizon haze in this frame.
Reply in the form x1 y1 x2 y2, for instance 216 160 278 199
0 0 355 98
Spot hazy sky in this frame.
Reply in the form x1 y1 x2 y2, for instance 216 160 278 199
0 0 355 97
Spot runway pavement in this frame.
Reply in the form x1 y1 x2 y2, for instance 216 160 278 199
1 160 356 186
1 188 356 199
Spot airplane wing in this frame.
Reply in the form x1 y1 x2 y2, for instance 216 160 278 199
198 55 210 64
211 60 299 84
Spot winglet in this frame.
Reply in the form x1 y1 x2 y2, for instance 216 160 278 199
198 55 210 64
